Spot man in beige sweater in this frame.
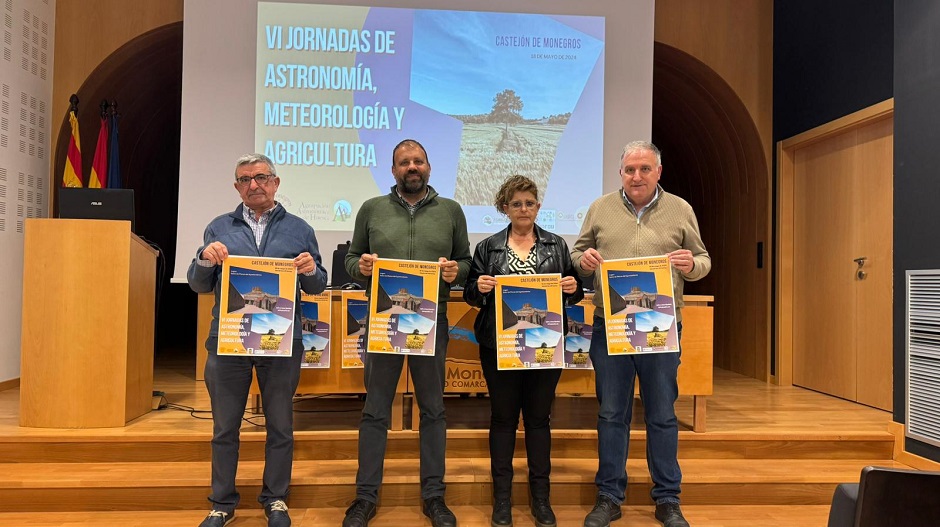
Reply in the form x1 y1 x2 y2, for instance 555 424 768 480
572 141 710 527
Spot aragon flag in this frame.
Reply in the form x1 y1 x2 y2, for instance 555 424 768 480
89 115 108 189
62 110 83 187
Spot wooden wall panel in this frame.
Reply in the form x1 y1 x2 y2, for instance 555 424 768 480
655 0 774 170
654 1 774 380
51 0 182 185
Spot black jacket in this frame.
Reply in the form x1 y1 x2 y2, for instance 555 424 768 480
463 224 585 350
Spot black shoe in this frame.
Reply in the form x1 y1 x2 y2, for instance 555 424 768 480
655 503 690 527
583 495 622 527
343 499 377 527
491 499 512 526
423 496 458 527
529 497 556 527
264 499 290 527
198 510 235 527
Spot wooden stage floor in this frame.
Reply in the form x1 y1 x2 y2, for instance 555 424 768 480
0 352 898 527
0 351 894 438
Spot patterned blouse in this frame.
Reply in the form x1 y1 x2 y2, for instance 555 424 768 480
506 240 538 275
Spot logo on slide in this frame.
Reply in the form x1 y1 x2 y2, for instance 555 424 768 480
575 206 590 229
333 200 352 222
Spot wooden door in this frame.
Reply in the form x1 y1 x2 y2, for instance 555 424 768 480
854 118 893 410
791 116 893 411
793 131 858 401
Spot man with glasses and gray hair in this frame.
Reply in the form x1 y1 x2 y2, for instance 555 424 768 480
187 153 328 527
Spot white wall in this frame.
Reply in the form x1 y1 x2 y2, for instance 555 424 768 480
0 0 55 382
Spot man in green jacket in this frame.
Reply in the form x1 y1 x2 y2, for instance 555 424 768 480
573 141 710 527
342 139 472 527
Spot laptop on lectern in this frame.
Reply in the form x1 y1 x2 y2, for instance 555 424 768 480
57 188 136 233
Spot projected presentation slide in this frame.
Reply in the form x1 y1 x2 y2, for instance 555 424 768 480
255 2 605 235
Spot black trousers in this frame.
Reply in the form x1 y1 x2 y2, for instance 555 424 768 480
480 344 562 501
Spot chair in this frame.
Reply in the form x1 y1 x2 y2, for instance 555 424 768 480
827 465 940 527
330 240 365 289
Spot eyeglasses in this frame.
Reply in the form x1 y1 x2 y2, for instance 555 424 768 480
508 200 538 210
235 173 275 186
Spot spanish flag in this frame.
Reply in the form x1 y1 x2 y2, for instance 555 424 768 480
89 115 108 189
62 110 83 188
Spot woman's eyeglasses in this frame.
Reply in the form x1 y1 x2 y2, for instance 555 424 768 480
508 200 538 210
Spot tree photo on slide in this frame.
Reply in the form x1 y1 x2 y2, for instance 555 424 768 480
490 89 523 130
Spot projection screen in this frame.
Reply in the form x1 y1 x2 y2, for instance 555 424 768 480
175 0 654 283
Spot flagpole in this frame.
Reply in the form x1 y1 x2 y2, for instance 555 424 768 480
107 100 122 189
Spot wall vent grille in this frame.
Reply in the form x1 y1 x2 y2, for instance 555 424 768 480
907 270 940 447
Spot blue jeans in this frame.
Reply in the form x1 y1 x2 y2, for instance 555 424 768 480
356 311 449 503
589 315 682 505
204 337 303 513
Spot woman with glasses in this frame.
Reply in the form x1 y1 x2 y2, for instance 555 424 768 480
464 175 583 527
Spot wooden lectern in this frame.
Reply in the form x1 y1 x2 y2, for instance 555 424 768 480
19 219 158 428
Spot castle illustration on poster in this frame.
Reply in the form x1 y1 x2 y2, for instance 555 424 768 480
218 256 297 357
494 274 564 370
341 290 368 368
600 256 679 355
564 297 594 368
367 258 440 356
300 291 332 368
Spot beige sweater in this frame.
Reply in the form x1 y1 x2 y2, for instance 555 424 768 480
571 187 711 318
